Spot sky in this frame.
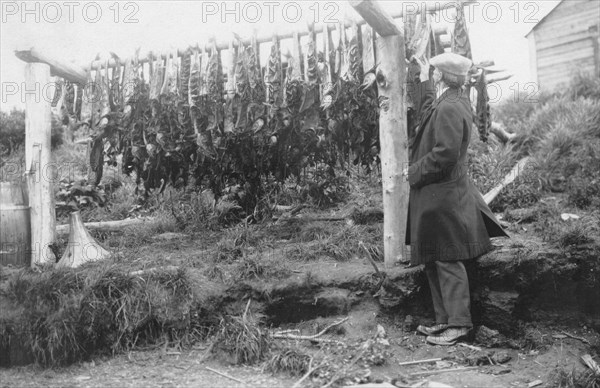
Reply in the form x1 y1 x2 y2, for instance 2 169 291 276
0 0 561 112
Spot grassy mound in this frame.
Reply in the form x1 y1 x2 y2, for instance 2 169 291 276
476 72 600 212
0 263 213 366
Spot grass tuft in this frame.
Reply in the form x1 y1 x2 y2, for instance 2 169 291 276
211 308 270 365
263 347 311 376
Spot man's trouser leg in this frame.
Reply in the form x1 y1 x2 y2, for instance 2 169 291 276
435 261 473 328
424 263 448 324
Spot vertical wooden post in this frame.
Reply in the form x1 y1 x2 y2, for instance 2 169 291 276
350 0 408 268
376 35 409 268
24 63 56 266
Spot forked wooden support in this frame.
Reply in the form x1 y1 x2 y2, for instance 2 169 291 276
350 0 408 269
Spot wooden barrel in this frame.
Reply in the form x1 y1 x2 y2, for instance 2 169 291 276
0 181 31 267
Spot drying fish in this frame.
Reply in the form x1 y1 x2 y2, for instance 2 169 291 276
452 1 473 59
335 22 346 80
75 82 83 121
343 22 363 83
474 69 491 142
109 52 122 111
265 34 283 113
206 39 224 135
246 33 266 128
61 80 75 124
51 79 63 108
79 62 96 128
283 32 304 113
149 53 165 101
223 39 237 133
161 49 179 97
234 37 251 130
407 12 432 63
179 49 191 103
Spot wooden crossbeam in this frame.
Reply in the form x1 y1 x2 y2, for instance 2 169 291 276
82 1 473 71
15 47 87 84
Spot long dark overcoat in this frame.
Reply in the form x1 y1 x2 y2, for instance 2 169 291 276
405 80 508 266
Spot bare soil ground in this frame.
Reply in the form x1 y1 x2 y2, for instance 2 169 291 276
2 220 598 387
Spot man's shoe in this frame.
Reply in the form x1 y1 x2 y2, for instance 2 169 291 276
426 327 469 346
416 323 449 336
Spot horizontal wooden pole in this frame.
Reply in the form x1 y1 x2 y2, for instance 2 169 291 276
84 1 472 70
56 217 155 235
15 47 87 84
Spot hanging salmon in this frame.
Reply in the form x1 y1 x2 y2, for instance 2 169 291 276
283 31 303 113
451 1 473 60
319 24 335 108
299 24 319 116
179 49 191 103
206 40 224 136
265 34 283 114
188 48 201 110
93 59 110 129
474 69 490 142
62 80 75 124
247 33 265 131
149 53 165 101
407 12 431 63
199 45 210 100
234 37 250 131
304 24 319 86
109 52 122 111
336 23 347 81
51 79 63 108
121 48 140 119
361 24 376 77
79 63 95 128
343 22 363 84
299 23 320 127
223 40 237 133
74 82 83 121
161 49 179 97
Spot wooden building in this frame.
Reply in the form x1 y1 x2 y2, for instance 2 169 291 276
526 0 600 91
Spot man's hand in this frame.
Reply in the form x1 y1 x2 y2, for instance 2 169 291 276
402 166 409 181
412 56 431 82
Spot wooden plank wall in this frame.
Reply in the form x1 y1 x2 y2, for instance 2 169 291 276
532 0 600 91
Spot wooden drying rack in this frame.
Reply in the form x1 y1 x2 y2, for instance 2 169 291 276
15 0 501 269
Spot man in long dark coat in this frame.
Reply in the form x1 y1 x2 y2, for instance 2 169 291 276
405 53 508 345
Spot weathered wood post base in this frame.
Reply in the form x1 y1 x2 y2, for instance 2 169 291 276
24 63 56 266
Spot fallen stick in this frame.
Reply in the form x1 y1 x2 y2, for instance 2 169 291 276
128 266 180 277
271 335 342 344
205 367 245 384
561 331 591 345
273 317 349 341
398 357 442 366
483 157 530 205
409 366 479 377
581 354 600 374
458 343 483 352
359 241 381 275
56 217 155 235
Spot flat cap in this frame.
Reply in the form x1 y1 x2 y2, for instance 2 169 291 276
430 53 473 78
